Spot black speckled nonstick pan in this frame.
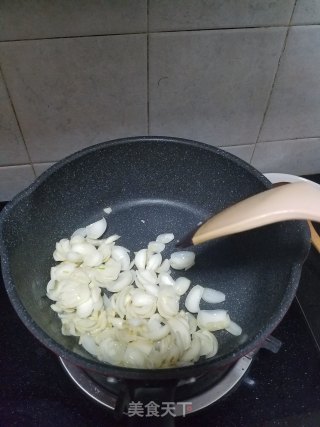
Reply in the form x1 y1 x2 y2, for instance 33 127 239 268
0 137 310 425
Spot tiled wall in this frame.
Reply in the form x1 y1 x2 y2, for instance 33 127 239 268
1 0 320 201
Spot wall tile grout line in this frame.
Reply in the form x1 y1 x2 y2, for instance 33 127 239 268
1 22 320 44
259 136 320 144
0 65 36 176
147 0 150 135
249 0 298 165
0 162 55 168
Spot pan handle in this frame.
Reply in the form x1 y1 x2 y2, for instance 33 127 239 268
123 379 178 427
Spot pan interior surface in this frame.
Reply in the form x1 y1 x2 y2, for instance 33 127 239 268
0 137 309 372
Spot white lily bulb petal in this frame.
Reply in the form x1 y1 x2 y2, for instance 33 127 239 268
170 251 195 270
194 330 217 357
94 258 121 283
97 337 126 364
66 251 83 263
51 262 76 281
110 317 124 328
112 246 131 270
129 340 153 356
197 309 231 331
91 287 103 310
98 242 112 261
205 334 219 358
135 270 158 288
70 235 85 245
105 234 121 244
126 295 157 319
80 334 98 356
57 238 71 252
134 249 148 270
186 312 197 334
104 271 134 292
83 249 104 267
53 238 72 261
72 227 87 238
127 318 145 327
86 218 107 239
146 253 162 271
70 269 90 286
86 238 105 247
71 242 96 256
111 285 133 318
148 241 165 253
202 288 226 304
123 344 146 368
185 285 204 313
131 290 156 307
157 285 180 319
225 320 242 336
53 250 65 262
156 259 171 274
174 277 191 296
147 317 170 340
167 315 191 351
158 272 175 287
59 281 91 308
76 298 94 318
142 282 159 297
181 335 201 363
156 233 174 244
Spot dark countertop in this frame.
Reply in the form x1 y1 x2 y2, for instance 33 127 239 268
1 174 320 427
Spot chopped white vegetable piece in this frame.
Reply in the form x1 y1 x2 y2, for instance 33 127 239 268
134 248 148 270
225 320 242 336
112 246 131 271
156 259 171 274
202 288 226 304
174 277 191 296
148 241 165 253
170 251 195 270
197 309 231 332
86 218 107 239
156 233 174 244
72 228 87 238
48 222 241 369
158 272 175 287
185 285 204 313
146 253 162 271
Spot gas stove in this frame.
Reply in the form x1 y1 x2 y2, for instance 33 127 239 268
1 176 320 427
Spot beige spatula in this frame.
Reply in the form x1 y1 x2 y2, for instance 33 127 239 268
179 182 320 246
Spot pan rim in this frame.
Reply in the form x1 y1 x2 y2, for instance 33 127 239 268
0 136 310 379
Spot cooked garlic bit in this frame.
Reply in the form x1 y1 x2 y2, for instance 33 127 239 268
47 218 242 369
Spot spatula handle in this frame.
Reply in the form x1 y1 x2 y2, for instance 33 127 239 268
193 182 320 245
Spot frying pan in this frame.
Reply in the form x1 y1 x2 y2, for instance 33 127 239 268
0 136 310 425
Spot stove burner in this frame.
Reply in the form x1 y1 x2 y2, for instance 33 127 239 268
60 353 254 416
